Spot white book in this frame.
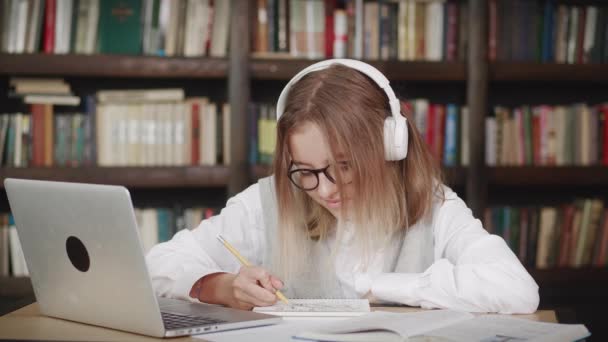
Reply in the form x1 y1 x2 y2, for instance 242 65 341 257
6 0 20 53
294 310 590 342
253 299 370 317
583 6 597 63
184 0 206 57
200 102 217 166
485 117 496 166
333 9 347 58
24 94 80 106
425 1 443 61
97 88 185 103
14 0 29 53
140 209 159 254
460 107 469 166
173 102 186 166
222 103 231 166
84 0 99 54
566 7 578 64
13 113 22 167
210 0 230 57
9 224 29 277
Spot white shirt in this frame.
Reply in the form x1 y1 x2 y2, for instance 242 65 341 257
146 183 539 314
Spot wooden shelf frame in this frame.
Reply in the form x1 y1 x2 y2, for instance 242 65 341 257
488 167 608 186
0 166 230 188
0 53 229 79
251 59 467 81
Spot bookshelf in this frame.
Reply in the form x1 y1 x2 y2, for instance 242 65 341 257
1 0 608 337
0 54 229 79
0 166 230 188
250 59 467 81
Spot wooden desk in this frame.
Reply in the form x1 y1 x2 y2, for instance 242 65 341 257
0 303 557 341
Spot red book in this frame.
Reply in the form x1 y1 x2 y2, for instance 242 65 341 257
532 108 540 165
446 2 459 61
43 0 55 54
602 104 608 165
576 7 586 64
191 101 200 165
557 205 575 267
30 104 45 166
435 105 445 161
325 0 336 58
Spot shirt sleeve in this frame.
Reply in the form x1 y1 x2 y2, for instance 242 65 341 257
370 187 540 314
145 183 266 302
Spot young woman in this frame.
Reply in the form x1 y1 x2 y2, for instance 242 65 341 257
146 59 539 314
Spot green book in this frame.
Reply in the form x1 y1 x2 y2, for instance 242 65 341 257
98 0 143 54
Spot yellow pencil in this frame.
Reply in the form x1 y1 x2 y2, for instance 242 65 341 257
216 234 289 304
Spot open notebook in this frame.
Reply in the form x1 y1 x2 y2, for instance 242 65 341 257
293 310 590 342
253 299 370 317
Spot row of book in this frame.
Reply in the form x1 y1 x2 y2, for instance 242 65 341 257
0 206 219 277
486 199 608 270
248 100 470 167
253 0 468 61
488 0 608 64
485 103 608 166
0 0 230 57
0 89 231 167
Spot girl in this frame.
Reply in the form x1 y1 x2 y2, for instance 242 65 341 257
146 59 539 314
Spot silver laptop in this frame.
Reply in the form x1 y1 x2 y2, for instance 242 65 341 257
4 178 282 337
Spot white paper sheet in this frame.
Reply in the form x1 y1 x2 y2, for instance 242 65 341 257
193 319 329 342
422 315 590 342
253 299 371 317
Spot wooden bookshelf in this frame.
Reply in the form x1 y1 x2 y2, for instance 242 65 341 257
0 54 229 79
488 167 608 186
0 166 230 188
251 59 467 81
530 268 608 290
0 276 32 297
490 63 608 82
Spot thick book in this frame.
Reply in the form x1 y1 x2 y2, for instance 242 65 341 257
98 0 142 54
293 310 590 342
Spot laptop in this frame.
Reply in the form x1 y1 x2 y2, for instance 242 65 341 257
4 178 282 337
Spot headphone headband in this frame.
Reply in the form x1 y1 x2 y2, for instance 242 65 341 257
275 59 406 150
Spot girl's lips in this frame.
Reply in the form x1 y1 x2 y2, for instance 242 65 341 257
325 200 341 208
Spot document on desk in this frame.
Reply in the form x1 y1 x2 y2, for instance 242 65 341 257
293 310 591 342
253 299 370 317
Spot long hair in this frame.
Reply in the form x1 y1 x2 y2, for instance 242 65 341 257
272 64 444 280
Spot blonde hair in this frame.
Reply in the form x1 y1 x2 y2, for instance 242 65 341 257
272 64 444 280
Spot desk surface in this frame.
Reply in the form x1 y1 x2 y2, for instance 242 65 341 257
0 303 557 341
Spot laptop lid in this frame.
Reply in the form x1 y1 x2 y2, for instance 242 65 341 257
5 178 167 337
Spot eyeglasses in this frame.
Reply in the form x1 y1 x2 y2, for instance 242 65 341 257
288 161 354 191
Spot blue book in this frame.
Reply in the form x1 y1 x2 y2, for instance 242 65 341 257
443 104 458 166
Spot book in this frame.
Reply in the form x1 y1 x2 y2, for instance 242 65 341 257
293 310 590 342
253 299 370 317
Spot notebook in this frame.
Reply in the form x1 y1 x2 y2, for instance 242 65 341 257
293 310 591 342
253 299 370 317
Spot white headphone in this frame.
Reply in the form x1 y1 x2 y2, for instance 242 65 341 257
275 59 409 161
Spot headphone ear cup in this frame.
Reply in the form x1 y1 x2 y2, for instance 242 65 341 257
383 117 408 161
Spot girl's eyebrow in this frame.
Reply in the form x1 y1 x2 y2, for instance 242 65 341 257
291 160 316 168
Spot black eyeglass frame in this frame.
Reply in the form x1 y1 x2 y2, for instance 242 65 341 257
287 162 352 191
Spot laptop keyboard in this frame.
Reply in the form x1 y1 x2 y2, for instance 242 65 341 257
161 311 227 330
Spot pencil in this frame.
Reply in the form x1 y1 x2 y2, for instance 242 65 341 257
216 234 289 304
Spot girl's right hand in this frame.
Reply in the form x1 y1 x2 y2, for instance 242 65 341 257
228 265 284 310
192 266 284 310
